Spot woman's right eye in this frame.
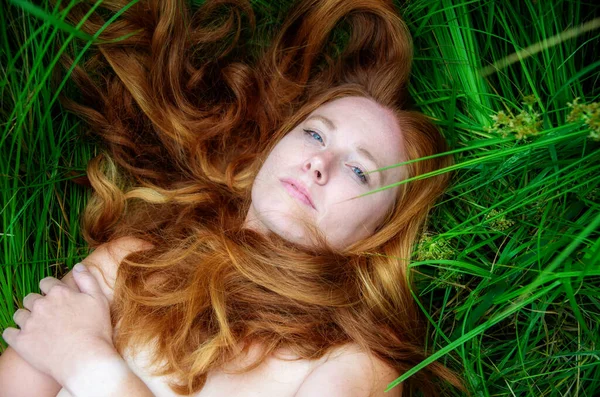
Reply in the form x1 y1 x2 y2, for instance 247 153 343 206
303 129 324 144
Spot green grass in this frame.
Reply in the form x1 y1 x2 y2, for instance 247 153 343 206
1 0 599 395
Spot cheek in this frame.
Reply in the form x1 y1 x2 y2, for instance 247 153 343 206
317 211 372 249
319 194 390 235
255 145 291 183
267 136 299 161
317 199 366 237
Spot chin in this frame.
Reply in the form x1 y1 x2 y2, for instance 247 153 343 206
250 192 315 246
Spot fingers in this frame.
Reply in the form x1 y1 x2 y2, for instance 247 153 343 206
2 327 19 346
13 308 31 328
39 276 67 295
22 292 43 311
21 277 67 316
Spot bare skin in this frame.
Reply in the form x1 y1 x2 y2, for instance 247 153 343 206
245 96 404 250
1 236 401 397
1 97 406 396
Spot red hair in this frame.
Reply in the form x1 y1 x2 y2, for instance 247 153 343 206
59 0 464 395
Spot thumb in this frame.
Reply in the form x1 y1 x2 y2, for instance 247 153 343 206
72 263 103 299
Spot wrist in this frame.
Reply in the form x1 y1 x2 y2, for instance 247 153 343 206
62 344 131 397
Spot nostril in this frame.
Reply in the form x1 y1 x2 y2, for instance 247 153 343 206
316 170 321 178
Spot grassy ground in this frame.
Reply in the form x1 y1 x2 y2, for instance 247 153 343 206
1 0 599 395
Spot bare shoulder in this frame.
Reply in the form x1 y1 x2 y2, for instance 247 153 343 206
61 236 154 302
295 343 402 397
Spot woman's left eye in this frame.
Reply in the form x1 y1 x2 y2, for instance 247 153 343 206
351 166 368 184
304 129 324 144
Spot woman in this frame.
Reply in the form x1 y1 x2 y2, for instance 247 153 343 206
1 0 464 395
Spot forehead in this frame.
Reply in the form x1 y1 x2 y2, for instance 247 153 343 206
307 96 404 182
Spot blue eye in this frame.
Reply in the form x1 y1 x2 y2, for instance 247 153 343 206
303 129 323 144
351 166 368 184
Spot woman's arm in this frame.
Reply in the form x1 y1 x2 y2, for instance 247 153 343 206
56 342 155 397
0 347 63 397
0 236 153 397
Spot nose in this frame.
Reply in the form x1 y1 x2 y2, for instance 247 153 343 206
302 151 333 184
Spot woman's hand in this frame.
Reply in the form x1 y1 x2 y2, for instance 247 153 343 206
2 263 116 388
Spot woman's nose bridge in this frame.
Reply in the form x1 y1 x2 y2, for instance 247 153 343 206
309 149 335 172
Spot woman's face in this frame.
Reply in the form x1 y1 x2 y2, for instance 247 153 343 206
244 96 405 250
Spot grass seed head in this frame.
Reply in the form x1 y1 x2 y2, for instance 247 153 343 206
487 95 543 141
567 98 600 141
485 209 515 231
415 233 455 262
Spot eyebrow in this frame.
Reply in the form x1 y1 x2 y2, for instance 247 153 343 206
356 146 379 170
306 114 382 182
308 115 337 131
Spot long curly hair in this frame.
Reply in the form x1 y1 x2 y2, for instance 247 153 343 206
58 0 464 395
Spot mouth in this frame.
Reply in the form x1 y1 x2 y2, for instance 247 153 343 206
280 179 316 210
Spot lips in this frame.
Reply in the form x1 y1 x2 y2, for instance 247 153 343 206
280 178 316 210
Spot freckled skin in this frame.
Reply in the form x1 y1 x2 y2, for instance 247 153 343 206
245 96 405 250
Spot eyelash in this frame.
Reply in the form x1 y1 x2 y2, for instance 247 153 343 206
303 129 369 184
304 129 324 144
